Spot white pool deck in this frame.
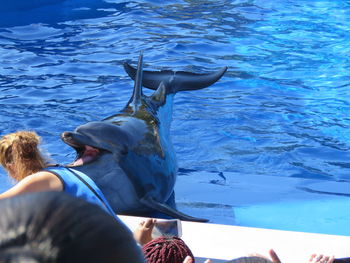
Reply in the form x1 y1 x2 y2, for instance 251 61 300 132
120 171 350 263
120 215 350 263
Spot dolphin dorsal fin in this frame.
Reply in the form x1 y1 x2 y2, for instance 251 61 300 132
131 51 144 106
150 81 167 105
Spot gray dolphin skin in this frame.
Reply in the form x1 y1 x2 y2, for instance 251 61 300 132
61 53 227 222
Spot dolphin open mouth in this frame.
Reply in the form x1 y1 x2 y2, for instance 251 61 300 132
61 131 103 166
72 145 100 166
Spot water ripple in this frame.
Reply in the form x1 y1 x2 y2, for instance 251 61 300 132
0 0 350 183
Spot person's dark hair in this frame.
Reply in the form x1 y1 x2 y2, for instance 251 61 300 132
142 236 194 263
0 191 145 263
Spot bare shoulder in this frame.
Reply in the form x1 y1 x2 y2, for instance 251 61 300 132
29 171 58 179
23 171 63 191
0 171 63 200
15 171 63 192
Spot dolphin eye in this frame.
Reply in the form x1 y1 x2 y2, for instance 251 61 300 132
121 145 128 155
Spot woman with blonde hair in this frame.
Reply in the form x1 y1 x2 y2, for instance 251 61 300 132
0 130 118 220
0 131 48 181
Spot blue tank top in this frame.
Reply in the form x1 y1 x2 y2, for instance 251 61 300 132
44 166 119 221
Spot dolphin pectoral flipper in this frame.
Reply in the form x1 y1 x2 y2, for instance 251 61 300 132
123 62 227 93
140 196 209 223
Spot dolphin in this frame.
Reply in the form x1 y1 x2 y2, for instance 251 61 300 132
61 52 227 222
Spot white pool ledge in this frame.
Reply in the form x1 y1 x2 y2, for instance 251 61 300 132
120 215 350 263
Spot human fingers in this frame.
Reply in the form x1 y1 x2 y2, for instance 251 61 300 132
316 255 324 261
322 255 335 263
144 218 156 228
183 256 193 263
309 254 317 262
182 256 210 263
310 254 334 263
269 249 282 263
310 254 324 263
323 256 330 262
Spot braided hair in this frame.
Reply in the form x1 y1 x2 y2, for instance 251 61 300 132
142 236 195 263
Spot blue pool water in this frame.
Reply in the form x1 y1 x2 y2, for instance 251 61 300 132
1 0 350 235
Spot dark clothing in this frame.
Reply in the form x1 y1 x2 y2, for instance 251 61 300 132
335 259 350 263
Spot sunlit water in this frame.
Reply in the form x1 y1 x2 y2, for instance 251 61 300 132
1 0 350 235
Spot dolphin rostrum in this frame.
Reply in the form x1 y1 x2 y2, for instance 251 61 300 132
61 52 227 222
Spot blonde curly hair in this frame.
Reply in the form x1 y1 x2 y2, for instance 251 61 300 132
0 131 47 181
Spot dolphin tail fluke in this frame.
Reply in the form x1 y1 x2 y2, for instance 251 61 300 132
140 196 209 223
123 61 227 94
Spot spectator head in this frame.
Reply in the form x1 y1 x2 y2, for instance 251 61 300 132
0 191 145 263
142 236 194 263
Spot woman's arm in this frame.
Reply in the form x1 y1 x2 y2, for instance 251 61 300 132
0 171 63 200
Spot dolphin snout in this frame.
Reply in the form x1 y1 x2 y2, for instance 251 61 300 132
61 131 71 139
61 131 72 143
61 131 75 144
61 131 86 148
